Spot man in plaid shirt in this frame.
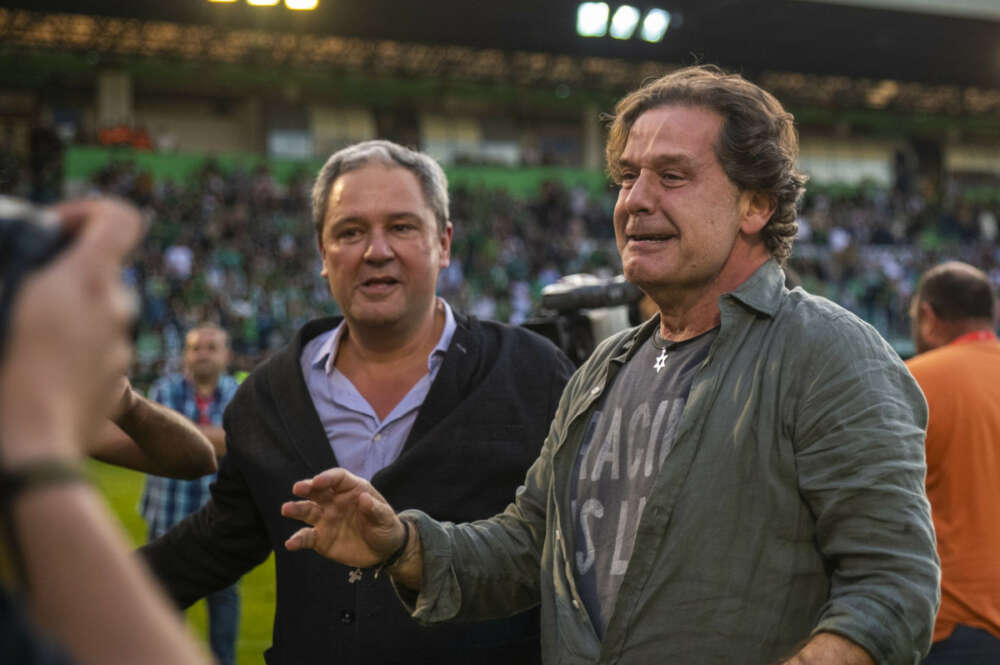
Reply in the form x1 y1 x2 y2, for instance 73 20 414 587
140 323 238 665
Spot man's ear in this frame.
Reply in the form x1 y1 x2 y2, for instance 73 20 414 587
317 234 328 278
919 300 939 330
438 222 453 269
740 191 776 236
917 299 950 349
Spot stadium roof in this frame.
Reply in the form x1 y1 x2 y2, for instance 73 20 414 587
3 0 1000 89
795 0 1000 21
1 0 998 90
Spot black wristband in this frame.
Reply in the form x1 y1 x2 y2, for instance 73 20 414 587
0 459 91 504
0 458 90 593
374 519 410 579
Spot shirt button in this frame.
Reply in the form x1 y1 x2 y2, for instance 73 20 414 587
572 599 581 610
373 433 382 442
339 610 355 624
590 386 601 395
555 531 560 540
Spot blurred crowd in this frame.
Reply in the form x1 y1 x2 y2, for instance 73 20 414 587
791 182 1000 344
79 161 333 384
4 154 1000 383
71 161 627 385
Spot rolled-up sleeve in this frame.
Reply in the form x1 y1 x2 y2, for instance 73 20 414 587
396 426 555 623
394 360 591 625
792 313 939 665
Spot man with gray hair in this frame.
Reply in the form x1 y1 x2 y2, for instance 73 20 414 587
142 140 574 664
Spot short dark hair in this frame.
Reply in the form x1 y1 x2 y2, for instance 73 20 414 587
605 65 807 263
185 323 230 349
917 261 996 322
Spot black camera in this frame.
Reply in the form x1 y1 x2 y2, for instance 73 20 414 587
523 275 644 366
0 196 72 354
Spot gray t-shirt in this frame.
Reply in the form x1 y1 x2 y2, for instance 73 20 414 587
571 326 717 637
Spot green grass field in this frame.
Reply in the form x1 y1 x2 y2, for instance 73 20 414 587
90 459 276 665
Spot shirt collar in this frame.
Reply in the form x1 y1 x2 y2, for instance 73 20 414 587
182 374 220 401
619 258 786 359
311 299 457 375
949 329 997 346
426 299 457 373
724 258 786 318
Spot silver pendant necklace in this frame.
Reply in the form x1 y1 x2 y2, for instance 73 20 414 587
654 348 668 373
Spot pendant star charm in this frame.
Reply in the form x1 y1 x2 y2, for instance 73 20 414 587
348 568 363 584
654 349 668 373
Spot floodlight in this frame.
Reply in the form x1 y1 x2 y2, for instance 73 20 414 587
285 0 318 7
577 3 610 38
641 8 670 42
609 6 640 40
247 0 280 6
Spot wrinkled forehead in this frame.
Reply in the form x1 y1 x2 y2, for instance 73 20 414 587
326 165 432 219
623 104 725 158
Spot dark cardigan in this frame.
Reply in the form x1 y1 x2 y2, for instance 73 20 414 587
141 312 574 665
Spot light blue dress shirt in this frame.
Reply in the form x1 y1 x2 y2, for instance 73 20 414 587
299 300 457 480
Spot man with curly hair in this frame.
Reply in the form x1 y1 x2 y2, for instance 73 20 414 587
284 66 939 665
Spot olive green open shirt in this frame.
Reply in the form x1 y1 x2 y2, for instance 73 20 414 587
400 260 939 665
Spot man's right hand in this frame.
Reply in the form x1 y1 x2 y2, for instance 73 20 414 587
281 468 408 569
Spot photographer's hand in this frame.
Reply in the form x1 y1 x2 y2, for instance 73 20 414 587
0 197 213 665
0 198 141 467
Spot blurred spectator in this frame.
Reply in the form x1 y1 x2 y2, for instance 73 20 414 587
140 324 240 665
906 262 1000 664
28 126 63 204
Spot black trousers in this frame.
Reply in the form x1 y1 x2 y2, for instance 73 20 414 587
924 625 1000 665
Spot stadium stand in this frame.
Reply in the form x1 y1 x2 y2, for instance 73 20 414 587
9 151 984 386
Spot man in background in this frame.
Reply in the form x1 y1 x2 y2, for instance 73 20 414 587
140 323 239 665
907 261 1000 664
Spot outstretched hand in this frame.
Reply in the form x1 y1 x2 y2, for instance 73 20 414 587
282 468 405 568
